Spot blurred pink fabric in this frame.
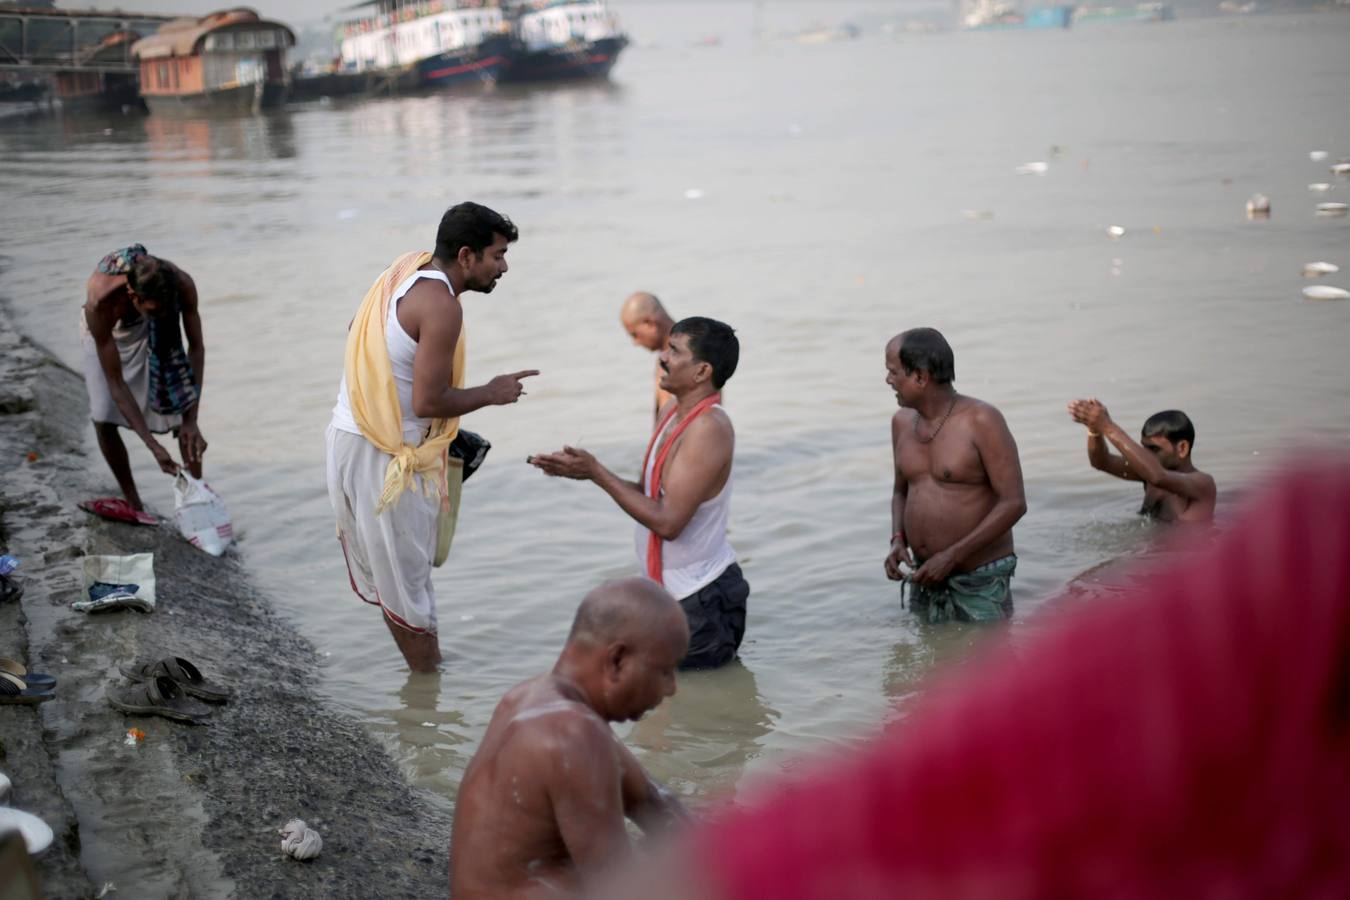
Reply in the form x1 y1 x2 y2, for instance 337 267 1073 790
701 458 1350 899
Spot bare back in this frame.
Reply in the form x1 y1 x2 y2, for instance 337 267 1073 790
450 676 627 899
893 396 1021 568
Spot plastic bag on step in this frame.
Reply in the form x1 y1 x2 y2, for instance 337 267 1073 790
173 473 233 556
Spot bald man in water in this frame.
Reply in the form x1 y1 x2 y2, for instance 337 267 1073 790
620 291 676 420
449 577 692 899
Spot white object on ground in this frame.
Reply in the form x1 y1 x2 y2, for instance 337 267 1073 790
280 818 323 860
1107 225 1126 239
0 807 54 854
1303 261 1340 278
1308 183 1333 192
1315 202 1348 217
1309 150 1328 161
1302 285 1350 301
174 473 234 556
1015 161 1048 175
79 554 156 605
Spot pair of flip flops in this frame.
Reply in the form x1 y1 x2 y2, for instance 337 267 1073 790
78 497 158 527
0 660 56 706
108 657 229 725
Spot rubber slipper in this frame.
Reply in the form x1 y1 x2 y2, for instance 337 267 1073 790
0 672 54 706
107 674 210 724
0 659 55 692
120 656 229 703
78 498 158 527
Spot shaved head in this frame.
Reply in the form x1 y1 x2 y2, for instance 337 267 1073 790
621 293 676 352
569 577 687 652
620 291 668 324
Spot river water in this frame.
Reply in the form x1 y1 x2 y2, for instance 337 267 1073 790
3 3 1349 819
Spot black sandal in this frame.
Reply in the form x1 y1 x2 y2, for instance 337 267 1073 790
107 675 211 724
120 656 229 703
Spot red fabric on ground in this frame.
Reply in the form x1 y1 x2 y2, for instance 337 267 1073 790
701 458 1350 899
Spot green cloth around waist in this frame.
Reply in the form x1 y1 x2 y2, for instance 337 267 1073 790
908 554 1017 624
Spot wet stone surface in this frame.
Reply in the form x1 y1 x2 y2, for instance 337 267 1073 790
0 306 450 897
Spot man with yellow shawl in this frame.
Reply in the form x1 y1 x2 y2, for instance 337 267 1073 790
326 203 537 672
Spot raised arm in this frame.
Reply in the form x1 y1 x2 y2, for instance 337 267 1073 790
1098 415 1214 505
1068 398 1137 481
911 404 1026 585
408 284 537 419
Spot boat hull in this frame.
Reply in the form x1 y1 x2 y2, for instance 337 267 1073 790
499 35 627 83
144 81 287 115
415 36 511 87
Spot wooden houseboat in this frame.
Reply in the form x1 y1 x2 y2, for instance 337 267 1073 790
132 9 294 114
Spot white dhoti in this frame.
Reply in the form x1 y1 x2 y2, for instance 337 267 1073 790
80 312 182 434
325 424 440 634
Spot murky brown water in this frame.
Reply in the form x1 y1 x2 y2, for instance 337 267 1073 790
3 2 1349 824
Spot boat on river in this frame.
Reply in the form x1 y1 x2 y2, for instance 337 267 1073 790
1072 3 1175 24
963 0 1074 30
332 1 512 90
131 9 294 114
499 0 628 83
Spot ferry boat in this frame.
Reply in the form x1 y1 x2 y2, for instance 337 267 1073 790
962 0 1074 29
335 1 513 89
131 9 294 114
499 0 628 83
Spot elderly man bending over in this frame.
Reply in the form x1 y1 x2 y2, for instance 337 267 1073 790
450 577 691 899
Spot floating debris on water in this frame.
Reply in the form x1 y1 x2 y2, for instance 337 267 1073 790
1303 285 1350 301
1315 202 1348 217
1332 162 1350 176
683 188 705 200
1309 183 1333 193
1246 193 1271 219
1310 150 1329 161
1107 225 1126 239
961 209 994 221
1303 261 1340 278
1015 161 1048 176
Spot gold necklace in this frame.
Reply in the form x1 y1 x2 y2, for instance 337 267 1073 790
913 394 958 444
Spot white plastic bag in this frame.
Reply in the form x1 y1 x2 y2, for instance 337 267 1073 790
174 473 233 556
79 553 156 611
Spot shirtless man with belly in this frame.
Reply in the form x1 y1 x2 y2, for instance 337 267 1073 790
882 329 1027 623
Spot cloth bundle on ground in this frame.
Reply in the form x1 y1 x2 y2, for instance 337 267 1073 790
678 457 1350 900
76 554 155 613
0 555 23 605
279 819 323 860
173 473 233 556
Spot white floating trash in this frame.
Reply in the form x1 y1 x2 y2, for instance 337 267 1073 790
1303 285 1350 301
1303 261 1340 278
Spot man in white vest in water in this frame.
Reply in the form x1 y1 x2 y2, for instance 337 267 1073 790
327 202 538 673
531 317 747 670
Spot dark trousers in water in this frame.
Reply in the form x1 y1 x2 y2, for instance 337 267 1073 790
678 563 749 670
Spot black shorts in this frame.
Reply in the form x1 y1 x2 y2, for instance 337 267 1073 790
678 563 749 670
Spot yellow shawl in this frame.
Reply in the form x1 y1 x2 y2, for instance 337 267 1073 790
344 251 465 514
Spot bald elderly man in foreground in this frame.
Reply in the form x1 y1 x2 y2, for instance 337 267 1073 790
619 291 676 420
449 578 692 899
